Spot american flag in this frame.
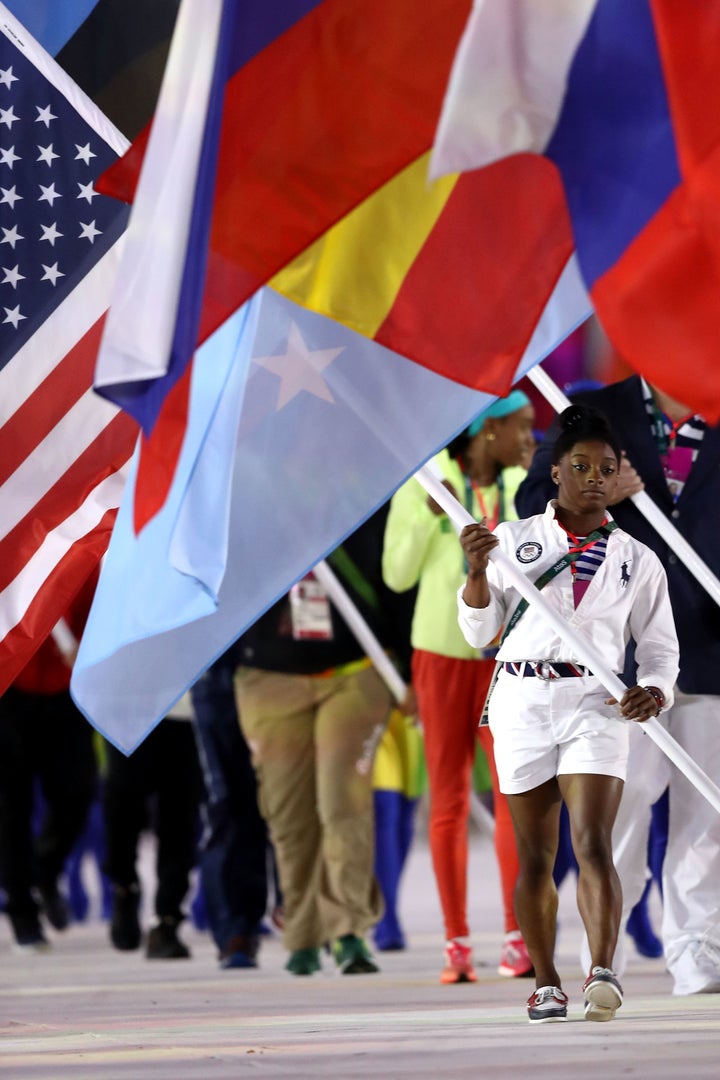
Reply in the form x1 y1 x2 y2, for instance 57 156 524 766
0 9 138 692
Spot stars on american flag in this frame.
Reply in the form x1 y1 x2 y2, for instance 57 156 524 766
1 263 23 288
2 303 25 327
77 180 98 204
0 144 19 168
0 184 21 209
75 143 96 165
1 223 23 248
34 104 57 127
40 262 64 286
78 220 101 243
0 39 126 348
37 143 59 166
37 181 61 206
39 222 62 245
0 104 19 129
0 65 18 90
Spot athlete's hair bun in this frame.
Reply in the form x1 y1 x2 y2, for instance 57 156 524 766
551 403 621 464
559 405 587 432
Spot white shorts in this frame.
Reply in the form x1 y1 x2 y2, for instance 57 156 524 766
487 669 630 795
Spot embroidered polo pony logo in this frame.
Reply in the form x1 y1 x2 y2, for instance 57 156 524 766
620 561 631 588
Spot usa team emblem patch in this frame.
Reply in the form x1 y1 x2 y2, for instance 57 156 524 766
516 542 542 563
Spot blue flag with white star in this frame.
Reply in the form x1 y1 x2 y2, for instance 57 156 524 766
70 271 589 753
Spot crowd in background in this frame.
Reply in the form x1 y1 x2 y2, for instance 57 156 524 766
2 322 719 1005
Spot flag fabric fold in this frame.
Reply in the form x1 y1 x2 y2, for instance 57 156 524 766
430 0 595 180
2 0 590 701
92 0 230 433
0 4 138 693
69 0 603 751
96 0 577 540
92 0 474 432
432 0 720 422
272 151 575 398
72 271 590 753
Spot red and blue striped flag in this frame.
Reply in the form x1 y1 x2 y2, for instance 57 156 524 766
433 0 720 422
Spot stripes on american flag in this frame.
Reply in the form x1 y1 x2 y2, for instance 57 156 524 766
0 7 137 692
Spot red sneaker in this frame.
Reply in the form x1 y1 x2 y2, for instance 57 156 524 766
440 940 478 984
498 932 534 977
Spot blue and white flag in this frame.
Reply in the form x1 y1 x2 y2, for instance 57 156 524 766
72 267 589 753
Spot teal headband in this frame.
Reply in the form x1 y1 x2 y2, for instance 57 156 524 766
466 389 531 438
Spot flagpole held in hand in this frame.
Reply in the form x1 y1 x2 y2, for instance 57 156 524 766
414 464 720 815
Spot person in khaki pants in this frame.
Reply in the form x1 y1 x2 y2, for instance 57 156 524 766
234 508 414 976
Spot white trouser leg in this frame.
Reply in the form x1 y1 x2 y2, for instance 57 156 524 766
662 692 720 995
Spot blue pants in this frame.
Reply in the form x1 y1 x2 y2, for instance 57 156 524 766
191 657 268 953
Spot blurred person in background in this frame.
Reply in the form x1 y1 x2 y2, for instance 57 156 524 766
382 391 536 984
190 649 273 970
103 696 203 961
235 508 414 976
0 575 98 951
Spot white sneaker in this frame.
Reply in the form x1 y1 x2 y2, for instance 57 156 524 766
527 985 568 1023
583 966 623 1022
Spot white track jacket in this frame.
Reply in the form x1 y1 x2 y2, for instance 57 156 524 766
457 502 679 708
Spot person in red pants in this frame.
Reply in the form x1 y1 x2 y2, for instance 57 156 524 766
383 391 536 982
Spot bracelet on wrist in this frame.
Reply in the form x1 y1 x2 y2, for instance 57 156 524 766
642 685 665 716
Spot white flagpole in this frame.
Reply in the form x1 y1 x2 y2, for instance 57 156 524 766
313 559 407 704
51 618 78 667
527 365 720 608
312 559 409 779
314 559 495 833
414 465 720 815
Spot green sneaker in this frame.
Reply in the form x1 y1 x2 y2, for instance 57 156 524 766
333 934 379 975
285 947 321 976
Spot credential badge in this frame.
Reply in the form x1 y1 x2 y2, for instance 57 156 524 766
516 541 543 564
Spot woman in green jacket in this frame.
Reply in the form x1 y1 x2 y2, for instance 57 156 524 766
382 390 535 984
